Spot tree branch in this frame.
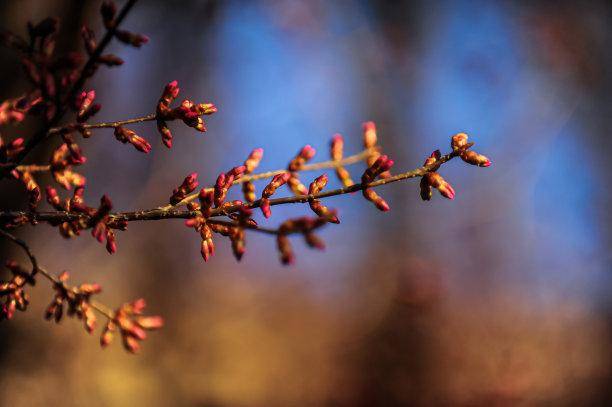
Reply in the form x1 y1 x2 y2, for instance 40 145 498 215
0 0 139 178
0 150 460 226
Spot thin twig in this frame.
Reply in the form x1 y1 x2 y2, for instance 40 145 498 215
47 113 157 136
0 228 38 273
207 219 279 235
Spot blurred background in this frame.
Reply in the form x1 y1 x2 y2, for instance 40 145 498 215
1 0 611 405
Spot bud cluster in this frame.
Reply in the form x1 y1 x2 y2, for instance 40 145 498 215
0 261 33 320
45 270 101 334
277 216 329 265
451 132 491 167
100 298 163 354
308 174 339 223
50 142 87 189
156 80 218 148
45 186 124 253
0 0 495 356
214 165 246 207
419 150 455 200
0 96 42 126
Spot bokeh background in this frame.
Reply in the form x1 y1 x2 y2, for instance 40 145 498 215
1 0 611 405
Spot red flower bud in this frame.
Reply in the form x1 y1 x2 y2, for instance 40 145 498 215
260 198 271 218
277 234 294 265
136 316 164 330
460 150 491 167
244 148 264 173
362 189 390 211
362 121 377 149
170 173 199 205
288 145 316 171
242 181 256 203
451 132 469 151
423 172 455 199
114 126 151 153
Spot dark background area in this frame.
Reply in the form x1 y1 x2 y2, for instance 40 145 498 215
1 0 611 405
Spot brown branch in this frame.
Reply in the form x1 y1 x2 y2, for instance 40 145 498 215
47 113 158 136
0 150 460 225
0 228 38 273
207 219 279 235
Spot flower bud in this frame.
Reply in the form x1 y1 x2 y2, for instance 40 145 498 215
262 173 290 198
460 150 491 167
244 148 264 173
260 198 271 218
304 232 325 250
198 189 214 218
98 54 123 66
362 155 394 184
105 229 117 254
75 90 95 117
200 223 214 262
277 234 294 265
100 1 117 29
423 172 455 199
362 189 390 211
419 177 432 201
287 175 308 196
451 132 468 151
214 173 229 207
170 173 199 205
115 30 148 47
288 145 316 172
308 175 339 223
100 321 116 348
157 119 173 148
136 316 164 330
230 228 246 261
114 126 151 153
45 186 64 210
123 335 141 353
362 121 377 149
242 181 256 203
330 134 343 161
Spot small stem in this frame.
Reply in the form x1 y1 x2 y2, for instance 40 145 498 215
47 113 158 136
0 228 38 273
207 219 279 235
14 164 51 173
